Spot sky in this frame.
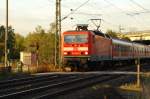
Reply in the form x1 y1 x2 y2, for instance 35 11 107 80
0 0 150 36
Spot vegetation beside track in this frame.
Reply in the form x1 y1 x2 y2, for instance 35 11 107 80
141 74 150 99
0 72 30 80
119 83 141 92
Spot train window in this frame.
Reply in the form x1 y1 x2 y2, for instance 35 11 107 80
123 46 125 52
113 44 117 50
76 35 88 43
135 48 137 53
117 45 119 51
118 45 120 51
116 45 118 51
64 35 74 43
64 34 88 43
121 46 123 52
124 46 126 52
114 44 117 50
125 46 127 52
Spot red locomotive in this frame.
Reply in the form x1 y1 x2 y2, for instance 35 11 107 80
62 24 150 70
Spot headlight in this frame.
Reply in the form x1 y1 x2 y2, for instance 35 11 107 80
64 52 68 55
84 51 88 55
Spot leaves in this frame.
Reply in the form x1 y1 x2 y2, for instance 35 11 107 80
106 29 118 38
0 25 16 61
24 25 55 64
106 29 131 41
0 23 56 64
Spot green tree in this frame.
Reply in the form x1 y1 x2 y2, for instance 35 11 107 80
14 33 25 59
22 23 57 64
15 33 25 51
7 26 16 59
24 25 55 64
0 25 16 61
121 36 131 41
48 23 56 34
0 26 5 61
47 23 56 64
106 29 118 38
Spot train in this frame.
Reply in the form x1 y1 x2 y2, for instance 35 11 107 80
62 24 150 70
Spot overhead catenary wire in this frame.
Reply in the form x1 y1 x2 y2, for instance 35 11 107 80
103 0 146 28
61 0 90 21
60 0 150 32
72 12 102 16
102 0 135 30
129 0 150 15
103 0 141 16
130 0 148 11
128 0 150 27
60 0 131 31
103 0 129 15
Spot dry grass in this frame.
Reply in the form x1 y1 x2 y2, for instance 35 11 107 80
1 63 65 74
119 83 142 92
20 64 65 73
0 63 4 67
143 72 150 77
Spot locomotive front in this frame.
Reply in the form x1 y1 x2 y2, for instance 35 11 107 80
62 30 92 68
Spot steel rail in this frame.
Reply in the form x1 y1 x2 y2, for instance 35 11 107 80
0 74 106 98
35 74 124 99
0 74 60 89
0 75 78 95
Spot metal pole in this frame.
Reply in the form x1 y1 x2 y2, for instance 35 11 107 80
55 0 58 66
58 0 61 67
5 0 8 67
55 0 61 66
137 58 140 87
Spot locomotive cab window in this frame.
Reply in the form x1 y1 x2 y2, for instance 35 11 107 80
64 34 88 43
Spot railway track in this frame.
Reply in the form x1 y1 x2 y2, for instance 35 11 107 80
35 74 125 99
0 74 61 89
0 74 73 95
0 73 127 99
0 63 148 99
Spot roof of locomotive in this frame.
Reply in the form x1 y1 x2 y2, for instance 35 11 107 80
63 30 111 38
